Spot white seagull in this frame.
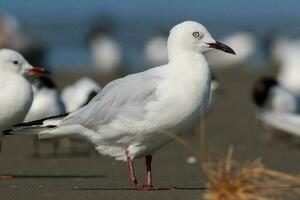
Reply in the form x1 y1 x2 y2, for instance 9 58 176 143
89 35 122 74
252 77 300 138
24 76 66 156
277 43 300 96
205 31 255 68
25 76 65 122
260 111 300 138
4 21 235 189
252 77 300 114
143 34 168 67
0 49 47 148
61 77 101 112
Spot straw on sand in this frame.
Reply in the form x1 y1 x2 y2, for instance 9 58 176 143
168 120 300 200
202 146 300 200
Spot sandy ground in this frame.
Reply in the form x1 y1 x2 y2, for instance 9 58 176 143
1 66 300 200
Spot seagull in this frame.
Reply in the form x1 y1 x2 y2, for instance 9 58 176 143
260 111 300 138
0 48 47 147
61 77 101 112
4 21 235 189
205 31 256 68
25 76 65 122
144 34 168 67
276 43 300 96
0 13 23 50
268 37 300 95
252 77 300 140
90 35 122 74
252 77 300 114
87 20 122 75
24 76 66 156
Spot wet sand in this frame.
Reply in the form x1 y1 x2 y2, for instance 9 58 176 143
1 66 300 200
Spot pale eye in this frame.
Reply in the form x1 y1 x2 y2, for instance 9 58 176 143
192 31 200 38
13 60 19 65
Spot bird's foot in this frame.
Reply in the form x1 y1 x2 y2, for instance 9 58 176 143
131 183 144 190
135 183 176 190
0 175 13 180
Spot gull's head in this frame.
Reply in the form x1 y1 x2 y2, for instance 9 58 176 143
0 49 48 76
252 77 278 107
168 21 235 56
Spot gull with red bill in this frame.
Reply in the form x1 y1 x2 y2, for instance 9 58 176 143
0 49 48 151
27 67 49 76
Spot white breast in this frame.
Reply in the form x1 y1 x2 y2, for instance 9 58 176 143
0 73 33 130
146 61 211 132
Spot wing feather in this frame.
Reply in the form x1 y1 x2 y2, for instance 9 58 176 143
59 68 164 131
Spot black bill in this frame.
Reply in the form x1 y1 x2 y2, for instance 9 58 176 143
207 41 236 55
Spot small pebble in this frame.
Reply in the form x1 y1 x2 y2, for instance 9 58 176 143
186 156 197 164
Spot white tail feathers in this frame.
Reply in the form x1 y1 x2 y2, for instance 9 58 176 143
4 113 96 144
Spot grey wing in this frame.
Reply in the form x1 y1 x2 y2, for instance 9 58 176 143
59 70 162 130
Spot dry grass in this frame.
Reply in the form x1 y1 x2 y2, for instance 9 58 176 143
168 119 300 200
202 147 300 200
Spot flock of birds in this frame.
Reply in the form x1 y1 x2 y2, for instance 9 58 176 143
0 19 300 190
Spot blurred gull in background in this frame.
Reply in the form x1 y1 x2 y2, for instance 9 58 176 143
0 13 23 50
25 77 65 122
252 77 300 114
87 20 122 76
61 77 101 112
143 33 168 67
206 31 256 68
252 77 300 141
260 111 300 138
0 13 48 68
24 76 66 156
272 39 300 96
253 39 300 139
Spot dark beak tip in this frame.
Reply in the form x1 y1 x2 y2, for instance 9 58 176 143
228 49 236 55
44 69 52 75
208 41 236 55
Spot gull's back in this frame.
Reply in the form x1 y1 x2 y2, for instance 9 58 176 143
60 66 167 132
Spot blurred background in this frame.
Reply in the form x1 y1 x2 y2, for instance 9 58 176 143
1 1 300 199
0 0 300 74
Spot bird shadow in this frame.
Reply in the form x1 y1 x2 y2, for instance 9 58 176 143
72 186 207 191
29 152 93 159
4 174 107 179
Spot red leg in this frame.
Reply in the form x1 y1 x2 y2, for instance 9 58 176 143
144 155 153 188
126 149 142 189
143 155 176 190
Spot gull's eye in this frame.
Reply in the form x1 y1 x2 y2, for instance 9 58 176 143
192 31 200 38
13 60 19 65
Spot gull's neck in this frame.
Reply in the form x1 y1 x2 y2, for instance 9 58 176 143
0 70 28 84
168 47 208 72
167 39 206 64
165 47 211 93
